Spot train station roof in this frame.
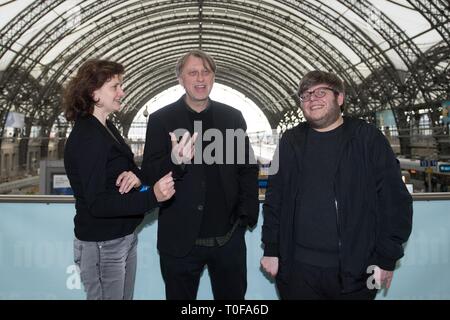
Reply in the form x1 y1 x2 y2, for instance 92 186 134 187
0 0 449 132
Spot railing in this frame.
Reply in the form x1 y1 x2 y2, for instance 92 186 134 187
2 192 450 204
380 124 450 138
2 126 449 193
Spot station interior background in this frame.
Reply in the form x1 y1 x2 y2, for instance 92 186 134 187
0 0 449 195
0 0 449 300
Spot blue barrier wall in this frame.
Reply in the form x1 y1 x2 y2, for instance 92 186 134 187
0 201 449 299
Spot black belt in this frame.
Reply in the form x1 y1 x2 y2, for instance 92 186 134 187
195 220 240 247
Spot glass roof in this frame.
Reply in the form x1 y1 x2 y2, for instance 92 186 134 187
0 0 448 132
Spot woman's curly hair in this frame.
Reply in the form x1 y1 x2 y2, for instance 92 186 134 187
62 59 124 121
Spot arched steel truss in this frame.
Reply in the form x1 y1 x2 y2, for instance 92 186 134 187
0 0 449 156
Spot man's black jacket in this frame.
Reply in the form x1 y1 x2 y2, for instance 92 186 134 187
141 97 259 257
262 117 413 293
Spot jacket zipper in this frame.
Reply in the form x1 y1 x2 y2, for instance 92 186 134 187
332 123 357 290
335 198 342 250
335 197 344 289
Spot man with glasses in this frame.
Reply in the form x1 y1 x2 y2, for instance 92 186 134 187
261 70 413 299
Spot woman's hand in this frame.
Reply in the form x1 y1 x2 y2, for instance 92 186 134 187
116 171 142 194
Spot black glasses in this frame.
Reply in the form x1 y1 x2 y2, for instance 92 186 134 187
299 87 339 102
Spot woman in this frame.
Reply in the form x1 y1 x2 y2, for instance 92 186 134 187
63 59 174 300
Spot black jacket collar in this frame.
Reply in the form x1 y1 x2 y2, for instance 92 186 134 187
82 114 134 159
287 117 364 173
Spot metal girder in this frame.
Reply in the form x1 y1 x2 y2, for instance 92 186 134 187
341 0 437 108
53 0 370 129
122 55 294 121
0 1 63 60
407 41 450 104
0 0 448 139
279 0 394 71
37 0 362 106
275 0 403 121
200 0 365 85
18 17 296 129
407 0 450 47
0 0 131 138
58 24 302 112
1 0 384 134
119 34 303 105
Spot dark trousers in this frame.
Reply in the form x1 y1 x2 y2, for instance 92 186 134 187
277 261 378 300
159 227 247 300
